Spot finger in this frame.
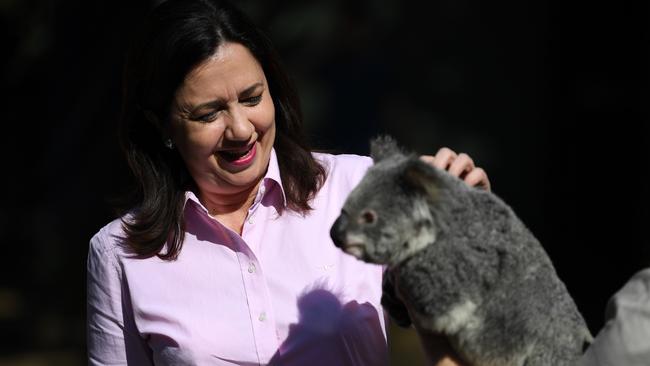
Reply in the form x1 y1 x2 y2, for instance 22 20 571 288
448 153 475 178
419 155 437 167
464 167 491 191
432 147 458 170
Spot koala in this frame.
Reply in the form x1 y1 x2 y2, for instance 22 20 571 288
330 136 593 366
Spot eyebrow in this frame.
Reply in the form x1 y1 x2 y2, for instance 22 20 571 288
183 82 264 115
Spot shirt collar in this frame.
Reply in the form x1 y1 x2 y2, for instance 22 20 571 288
184 147 287 212
263 147 287 207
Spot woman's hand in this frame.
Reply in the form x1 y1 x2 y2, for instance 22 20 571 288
420 147 490 192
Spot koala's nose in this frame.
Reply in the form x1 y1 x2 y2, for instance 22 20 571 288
330 212 349 248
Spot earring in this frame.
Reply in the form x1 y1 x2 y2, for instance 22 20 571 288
164 139 174 149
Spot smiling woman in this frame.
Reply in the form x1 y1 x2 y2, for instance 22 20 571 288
117 0 326 258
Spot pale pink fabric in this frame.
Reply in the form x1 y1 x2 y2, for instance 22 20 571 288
86 150 388 366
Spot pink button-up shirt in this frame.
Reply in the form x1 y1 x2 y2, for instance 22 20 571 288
86 150 388 366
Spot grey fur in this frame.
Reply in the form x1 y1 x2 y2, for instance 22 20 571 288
330 136 593 366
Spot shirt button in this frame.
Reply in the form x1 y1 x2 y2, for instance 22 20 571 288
248 263 256 273
260 185 266 195
248 217 254 225
258 312 266 322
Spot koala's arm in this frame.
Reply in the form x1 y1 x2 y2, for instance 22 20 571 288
381 272 412 327
383 271 471 366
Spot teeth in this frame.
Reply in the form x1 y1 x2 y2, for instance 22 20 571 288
220 146 252 160
223 150 247 158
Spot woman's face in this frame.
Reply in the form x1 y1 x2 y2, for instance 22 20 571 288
169 42 276 197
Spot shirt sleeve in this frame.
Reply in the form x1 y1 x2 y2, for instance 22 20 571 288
86 227 152 365
577 268 650 366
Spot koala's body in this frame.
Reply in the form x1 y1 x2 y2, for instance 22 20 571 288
330 136 592 366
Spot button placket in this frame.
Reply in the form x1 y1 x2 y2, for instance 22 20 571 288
240 256 278 362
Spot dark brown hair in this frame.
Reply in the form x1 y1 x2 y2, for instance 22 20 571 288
118 0 326 259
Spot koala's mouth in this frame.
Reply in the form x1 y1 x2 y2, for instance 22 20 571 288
343 243 366 259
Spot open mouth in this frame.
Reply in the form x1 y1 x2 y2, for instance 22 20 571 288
216 143 257 166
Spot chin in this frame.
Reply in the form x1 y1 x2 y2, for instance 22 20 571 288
217 155 268 188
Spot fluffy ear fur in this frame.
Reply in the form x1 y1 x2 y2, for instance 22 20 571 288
370 135 404 163
402 158 439 200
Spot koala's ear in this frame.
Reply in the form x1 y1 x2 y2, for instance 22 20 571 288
370 135 403 163
402 158 439 199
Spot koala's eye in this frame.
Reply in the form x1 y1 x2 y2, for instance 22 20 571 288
359 209 377 225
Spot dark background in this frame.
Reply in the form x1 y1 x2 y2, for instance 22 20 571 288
1 0 648 364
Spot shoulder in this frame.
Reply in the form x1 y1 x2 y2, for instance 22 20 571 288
312 151 373 167
88 215 131 260
312 151 373 188
578 268 650 365
607 268 650 315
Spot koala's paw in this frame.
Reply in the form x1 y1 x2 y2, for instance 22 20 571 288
381 274 412 328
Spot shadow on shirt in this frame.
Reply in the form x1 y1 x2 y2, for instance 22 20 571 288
266 288 388 366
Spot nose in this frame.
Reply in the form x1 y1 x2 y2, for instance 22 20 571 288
223 106 254 142
330 212 349 249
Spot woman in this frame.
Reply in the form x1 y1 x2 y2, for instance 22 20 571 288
86 0 490 365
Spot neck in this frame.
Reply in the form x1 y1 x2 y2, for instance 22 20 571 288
198 180 262 217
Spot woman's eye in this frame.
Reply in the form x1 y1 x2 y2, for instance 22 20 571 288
242 95 262 106
197 111 218 122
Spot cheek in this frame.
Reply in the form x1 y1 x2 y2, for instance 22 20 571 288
250 95 275 133
174 123 225 158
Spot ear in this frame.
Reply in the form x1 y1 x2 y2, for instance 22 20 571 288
370 135 403 163
402 158 439 200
